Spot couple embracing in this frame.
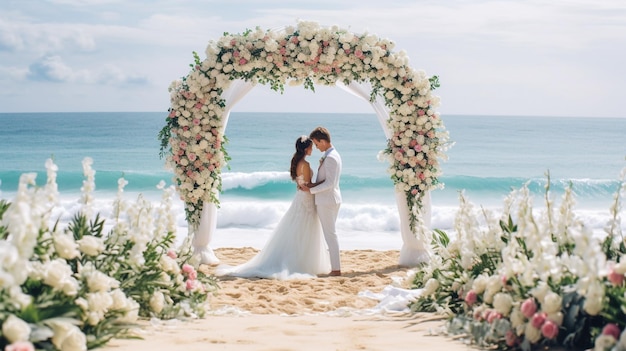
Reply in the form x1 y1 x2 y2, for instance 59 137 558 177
217 126 342 279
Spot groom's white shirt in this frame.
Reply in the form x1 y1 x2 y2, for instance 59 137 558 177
310 148 342 204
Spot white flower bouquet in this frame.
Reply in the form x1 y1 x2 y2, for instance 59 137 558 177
410 169 626 350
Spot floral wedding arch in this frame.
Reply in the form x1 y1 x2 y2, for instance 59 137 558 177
159 21 450 267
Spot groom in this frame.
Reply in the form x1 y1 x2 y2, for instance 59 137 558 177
305 126 342 276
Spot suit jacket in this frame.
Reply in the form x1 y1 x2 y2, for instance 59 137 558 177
310 148 342 205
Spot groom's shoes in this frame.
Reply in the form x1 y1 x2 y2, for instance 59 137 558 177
329 270 341 276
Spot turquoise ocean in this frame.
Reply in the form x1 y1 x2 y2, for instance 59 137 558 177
0 112 624 249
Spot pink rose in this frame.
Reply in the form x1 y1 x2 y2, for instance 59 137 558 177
487 310 502 324
411 189 418 196
5 341 35 351
182 264 195 274
417 109 425 116
168 110 176 118
186 279 198 291
531 312 547 329
608 268 624 286
505 330 518 347
166 249 177 259
541 319 559 339
464 290 478 306
239 58 247 65
179 141 187 150
193 118 200 125
602 323 621 340
521 298 537 318
233 50 240 57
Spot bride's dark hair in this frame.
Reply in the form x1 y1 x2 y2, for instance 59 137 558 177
290 136 312 180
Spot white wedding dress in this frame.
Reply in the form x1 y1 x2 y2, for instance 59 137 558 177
216 176 331 279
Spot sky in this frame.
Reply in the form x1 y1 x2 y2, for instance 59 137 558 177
1 0 625 118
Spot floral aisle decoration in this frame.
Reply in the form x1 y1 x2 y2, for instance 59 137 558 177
158 20 451 230
0 158 218 351
410 169 626 351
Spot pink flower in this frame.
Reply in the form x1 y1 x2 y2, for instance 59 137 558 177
182 264 195 275
411 189 418 196
541 319 559 339
505 330 518 347
166 249 177 259
418 173 426 181
239 58 247 65
487 310 502 324
521 298 537 318
186 279 198 291
193 118 200 125
608 268 624 286
168 110 176 118
602 323 621 340
233 50 240 57
188 153 197 161
5 341 35 351
531 312 547 329
179 141 187 150
417 109 425 116
464 290 478 306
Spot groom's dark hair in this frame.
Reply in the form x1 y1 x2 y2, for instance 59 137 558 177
310 126 331 142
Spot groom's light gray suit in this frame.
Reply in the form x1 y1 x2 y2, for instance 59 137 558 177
310 148 342 271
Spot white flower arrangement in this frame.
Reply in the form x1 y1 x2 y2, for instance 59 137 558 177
410 169 626 350
158 20 450 229
0 158 219 350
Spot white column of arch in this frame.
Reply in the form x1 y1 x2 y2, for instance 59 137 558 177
337 81 432 266
192 79 256 264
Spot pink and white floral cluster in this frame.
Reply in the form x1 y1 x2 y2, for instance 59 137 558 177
0 159 218 351
411 169 626 350
160 20 449 228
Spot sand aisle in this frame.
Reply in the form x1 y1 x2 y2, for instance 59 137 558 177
102 248 472 351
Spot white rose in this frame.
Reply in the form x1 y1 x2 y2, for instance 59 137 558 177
531 282 550 303
542 292 562 314
53 232 80 260
47 320 87 351
493 293 513 316
617 329 626 350
2 315 31 343
509 308 525 329
472 276 488 294
485 275 502 296
547 311 564 326
524 323 542 344
150 291 165 314
77 235 105 256
594 334 616 351
584 295 603 316
422 278 439 296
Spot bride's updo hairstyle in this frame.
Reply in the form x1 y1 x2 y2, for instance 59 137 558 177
290 135 312 180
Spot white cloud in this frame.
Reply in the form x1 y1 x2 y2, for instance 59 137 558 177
26 55 148 85
0 0 625 116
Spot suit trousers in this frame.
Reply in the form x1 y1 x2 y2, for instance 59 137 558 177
316 202 341 271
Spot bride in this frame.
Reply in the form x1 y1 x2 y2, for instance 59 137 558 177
216 135 331 279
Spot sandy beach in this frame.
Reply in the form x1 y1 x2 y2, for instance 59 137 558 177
102 248 473 351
